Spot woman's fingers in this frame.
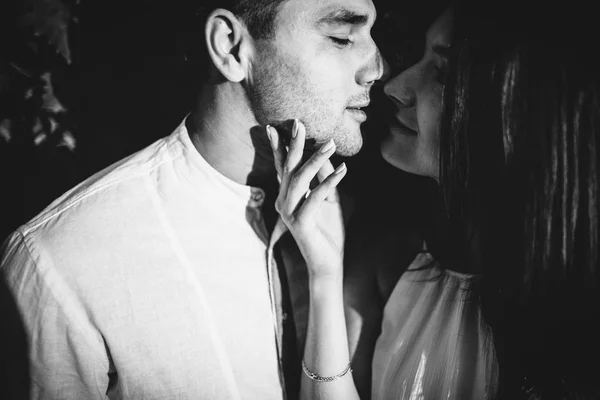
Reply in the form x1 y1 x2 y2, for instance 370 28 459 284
267 119 343 220
316 160 340 203
267 120 305 187
316 159 335 183
266 125 285 182
297 162 347 222
279 119 306 194
285 138 337 211
268 119 307 216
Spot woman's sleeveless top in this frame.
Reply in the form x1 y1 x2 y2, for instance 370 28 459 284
371 253 498 400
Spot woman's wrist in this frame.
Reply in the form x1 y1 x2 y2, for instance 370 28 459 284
308 265 343 284
308 269 343 300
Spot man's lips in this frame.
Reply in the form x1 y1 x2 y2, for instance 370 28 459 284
346 108 367 122
346 102 370 122
346 102 370 110
346 101 371 110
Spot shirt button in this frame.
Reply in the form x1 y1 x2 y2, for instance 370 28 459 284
252 190 264 203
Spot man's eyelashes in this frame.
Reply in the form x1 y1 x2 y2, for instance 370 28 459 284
329 36 352 47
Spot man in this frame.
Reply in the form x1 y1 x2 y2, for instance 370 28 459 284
0 0 382 398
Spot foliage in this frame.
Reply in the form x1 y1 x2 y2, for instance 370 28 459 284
1 0 79 150
0 0 80 239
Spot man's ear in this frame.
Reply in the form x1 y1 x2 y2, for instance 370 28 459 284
205 9 252 83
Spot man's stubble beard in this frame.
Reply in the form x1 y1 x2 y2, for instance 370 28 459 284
247 43 363 156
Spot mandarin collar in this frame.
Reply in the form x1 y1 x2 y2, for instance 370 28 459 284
167 116 267 209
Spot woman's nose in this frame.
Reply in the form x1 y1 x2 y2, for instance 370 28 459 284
383 67 417 108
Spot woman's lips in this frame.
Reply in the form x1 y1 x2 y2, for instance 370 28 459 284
389 116 418 136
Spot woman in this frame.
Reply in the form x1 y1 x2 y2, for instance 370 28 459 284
269 4 498 399
269 2 600 399
351 5 499 400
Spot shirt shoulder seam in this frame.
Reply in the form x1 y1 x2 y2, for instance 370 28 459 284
23 150 182 235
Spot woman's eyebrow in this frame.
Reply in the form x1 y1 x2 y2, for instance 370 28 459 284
432 44 451 58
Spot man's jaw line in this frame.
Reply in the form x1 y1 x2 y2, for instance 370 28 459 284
188 93 280 187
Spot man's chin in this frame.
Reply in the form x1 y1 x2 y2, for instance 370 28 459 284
334 137 363 157
305 121 362 156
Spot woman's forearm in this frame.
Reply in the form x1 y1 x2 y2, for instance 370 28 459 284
263 122 358 399
300 270 361 400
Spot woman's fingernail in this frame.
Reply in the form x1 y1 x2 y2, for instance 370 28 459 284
334 162 347 175
319 139 335 153
292 119 299 138
266 125 272 141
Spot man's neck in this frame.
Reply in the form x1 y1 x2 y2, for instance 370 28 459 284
187 82 278 192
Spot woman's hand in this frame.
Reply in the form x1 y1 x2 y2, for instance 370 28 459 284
267 120 347 279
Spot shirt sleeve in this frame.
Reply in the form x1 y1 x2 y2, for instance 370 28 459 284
1 231 110 400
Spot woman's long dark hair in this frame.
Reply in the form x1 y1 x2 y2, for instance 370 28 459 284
439 2 600 398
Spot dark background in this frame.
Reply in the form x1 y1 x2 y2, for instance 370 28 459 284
0 0 443 241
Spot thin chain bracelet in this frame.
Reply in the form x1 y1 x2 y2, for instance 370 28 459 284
301 360 353 382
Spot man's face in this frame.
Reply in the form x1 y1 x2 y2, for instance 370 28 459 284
248 0 382 156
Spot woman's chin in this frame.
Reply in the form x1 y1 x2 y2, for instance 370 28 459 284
379 136 439 181
380 141 403 170
380 134 412 172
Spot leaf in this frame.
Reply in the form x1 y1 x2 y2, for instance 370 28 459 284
39 71 66 114
19 0 74 64
0 119 12 144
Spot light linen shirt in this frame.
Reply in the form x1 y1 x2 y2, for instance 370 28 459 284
1 118 342 399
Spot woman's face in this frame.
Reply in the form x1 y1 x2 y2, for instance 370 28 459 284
380 7 453 180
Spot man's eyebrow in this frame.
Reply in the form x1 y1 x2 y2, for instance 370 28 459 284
316 8 371 27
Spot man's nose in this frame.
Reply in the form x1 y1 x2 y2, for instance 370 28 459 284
357 41 384 86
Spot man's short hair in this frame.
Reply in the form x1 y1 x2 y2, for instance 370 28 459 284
210 0 287 39
181 0 288 80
